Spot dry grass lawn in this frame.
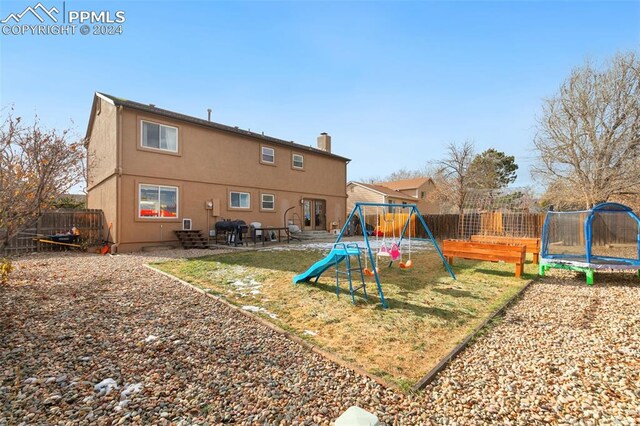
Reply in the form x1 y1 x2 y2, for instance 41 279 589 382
154 247 534 389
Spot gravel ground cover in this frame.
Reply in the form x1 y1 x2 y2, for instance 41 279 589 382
1 249 639 425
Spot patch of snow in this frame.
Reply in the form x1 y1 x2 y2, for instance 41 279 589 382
228 277 262 297
120 383 143 400
264 239 436 253
303 330 318 336
94 378 119 395
144 335 158 343
242 305 277 319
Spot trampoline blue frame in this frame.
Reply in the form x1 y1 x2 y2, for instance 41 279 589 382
540 202 640 284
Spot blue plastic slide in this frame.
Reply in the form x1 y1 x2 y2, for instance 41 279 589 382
293 246 360 284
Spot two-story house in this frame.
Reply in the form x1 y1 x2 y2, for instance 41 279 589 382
346 177 438 215
86 92 349 253
375 178 438 213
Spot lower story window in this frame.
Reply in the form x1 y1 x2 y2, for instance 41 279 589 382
261 193 275 210
139 184 178 218
230 191 250 209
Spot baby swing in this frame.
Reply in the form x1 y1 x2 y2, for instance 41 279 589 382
377 208 401 261
362 205 414 275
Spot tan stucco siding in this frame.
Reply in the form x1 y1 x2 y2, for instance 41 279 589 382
118 110 346 198
87 99 118 189
115 174 345 250
86 175 117 241
87 102 348 252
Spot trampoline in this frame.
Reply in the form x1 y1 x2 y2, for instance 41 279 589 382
539 202 640 284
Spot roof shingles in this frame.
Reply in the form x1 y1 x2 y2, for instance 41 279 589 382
350 182 417 201
375 177 432 190
94 92 350 162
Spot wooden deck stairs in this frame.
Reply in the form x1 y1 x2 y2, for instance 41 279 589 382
174 230 209 249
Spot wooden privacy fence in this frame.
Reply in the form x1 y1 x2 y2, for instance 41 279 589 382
353 213 545 241
419 214 460 240
458 212 545 240
2 209 105 255
417 213 545 241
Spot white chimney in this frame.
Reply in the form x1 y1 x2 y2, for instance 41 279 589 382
317 132 331 153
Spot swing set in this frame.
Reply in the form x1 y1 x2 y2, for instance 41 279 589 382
293 202 456 309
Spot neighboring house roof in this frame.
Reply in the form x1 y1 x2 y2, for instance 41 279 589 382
376 177 433 191
86 92 350 162
348 181 417 201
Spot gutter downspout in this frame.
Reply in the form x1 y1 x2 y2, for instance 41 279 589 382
112 105 123 254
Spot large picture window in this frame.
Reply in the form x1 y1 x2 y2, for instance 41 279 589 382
261 146 275 164
139 184 178 218
230 191 250 209
261 193 275 210
141 120 178 152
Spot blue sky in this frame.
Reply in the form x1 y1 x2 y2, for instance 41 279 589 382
1 0 639 191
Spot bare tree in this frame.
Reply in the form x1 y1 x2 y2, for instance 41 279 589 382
382 167 428 182
533 52 640 209
429 141 476 213
359 167 428 184
0 110 86 250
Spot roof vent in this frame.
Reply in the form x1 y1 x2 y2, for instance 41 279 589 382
207 108 212 121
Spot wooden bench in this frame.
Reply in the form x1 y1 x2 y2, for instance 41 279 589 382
470 235 541 264
442 240 526 278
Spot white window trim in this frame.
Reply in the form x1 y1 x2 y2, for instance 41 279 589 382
261 146 275 164
261 193 275 211
229 191 251 209
138 184 179 219
140 120 179 153
292 153 304 169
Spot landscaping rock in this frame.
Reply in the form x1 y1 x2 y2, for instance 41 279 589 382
1 250 638 424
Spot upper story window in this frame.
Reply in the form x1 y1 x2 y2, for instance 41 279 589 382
261 146 275 164
141 120 178 152
421 191 426 199
292 154 304 169
139 184 178 218
230 191 250 209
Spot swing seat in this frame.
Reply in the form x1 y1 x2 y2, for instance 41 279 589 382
363 267 379 276
399 259 413 269
390 243 401 261
378 244 390 257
